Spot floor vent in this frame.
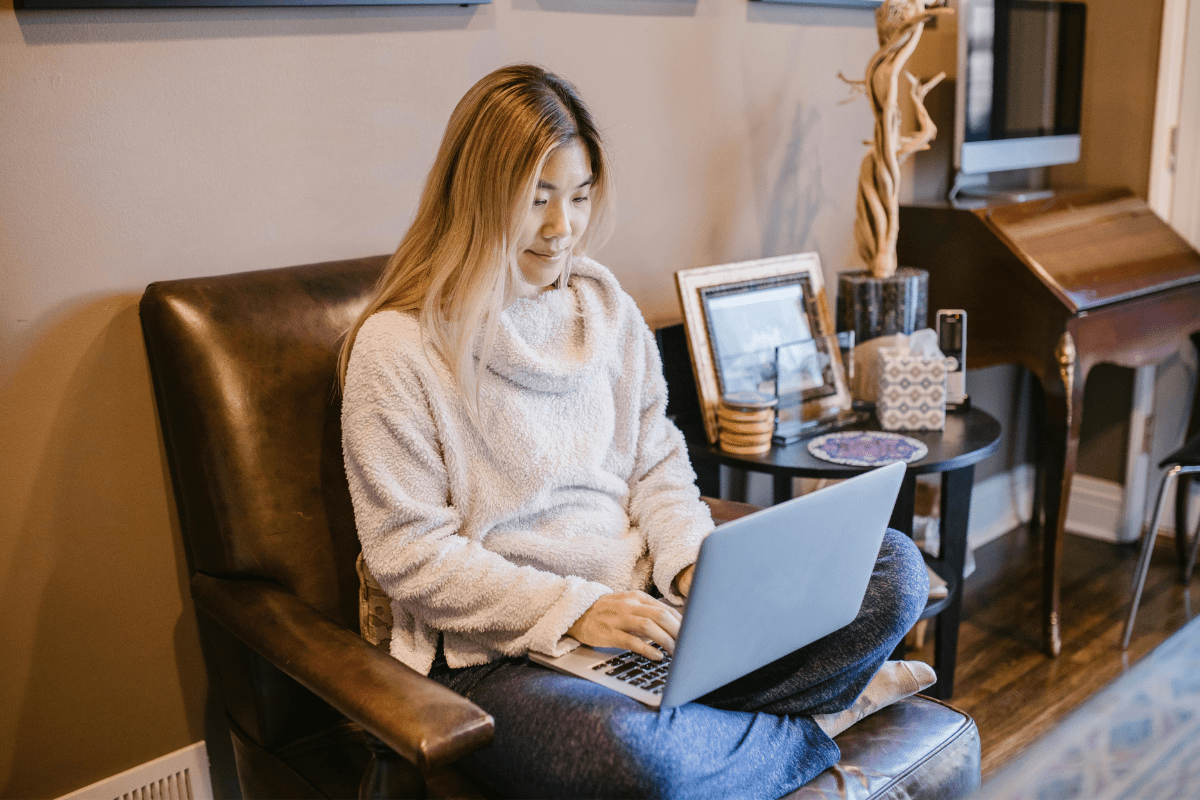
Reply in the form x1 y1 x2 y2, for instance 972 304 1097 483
57 742 214 800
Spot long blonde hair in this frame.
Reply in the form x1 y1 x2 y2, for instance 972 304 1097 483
338 65 615 420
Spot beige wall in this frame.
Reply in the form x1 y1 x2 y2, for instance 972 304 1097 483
1 2 886 796
1050 0 1163 197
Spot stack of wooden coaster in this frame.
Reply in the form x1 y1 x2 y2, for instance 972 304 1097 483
717 392 778 455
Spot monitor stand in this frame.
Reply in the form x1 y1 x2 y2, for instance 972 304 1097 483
949 171 1057 207
955 186 1057 204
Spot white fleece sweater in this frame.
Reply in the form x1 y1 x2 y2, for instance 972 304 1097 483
342 257 715 675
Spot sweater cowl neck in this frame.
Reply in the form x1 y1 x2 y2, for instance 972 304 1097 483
487 257 622 394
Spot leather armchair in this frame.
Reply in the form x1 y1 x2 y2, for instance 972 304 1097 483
140 256 981 799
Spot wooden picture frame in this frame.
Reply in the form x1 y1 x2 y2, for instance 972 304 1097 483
674 253 851 444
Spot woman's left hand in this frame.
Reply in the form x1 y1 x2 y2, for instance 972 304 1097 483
673 564 695 598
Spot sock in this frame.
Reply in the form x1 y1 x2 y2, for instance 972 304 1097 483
812 660 937 738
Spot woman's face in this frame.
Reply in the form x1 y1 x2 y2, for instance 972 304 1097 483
515 139 593 293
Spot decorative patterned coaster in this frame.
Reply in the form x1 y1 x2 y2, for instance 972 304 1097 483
807 431 928 467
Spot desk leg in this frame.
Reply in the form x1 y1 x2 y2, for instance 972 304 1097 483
928 465 974 700
1042 398 1068 658
1041 334 1086 657
773 473 794 506
889 474 919 663
889 474 917 537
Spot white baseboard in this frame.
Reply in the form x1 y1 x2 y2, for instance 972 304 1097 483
965 466 1199 548
1064 474 1127 542
57 742 213 800
966 468 1145 547
967 463 1035 549
1063 473 1199 543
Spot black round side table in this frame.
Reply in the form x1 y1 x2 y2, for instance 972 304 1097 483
687 407 1002 700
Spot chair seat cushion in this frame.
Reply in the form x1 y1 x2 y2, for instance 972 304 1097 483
786 694 980 799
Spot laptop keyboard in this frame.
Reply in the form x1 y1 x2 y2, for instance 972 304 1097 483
591 647 672 695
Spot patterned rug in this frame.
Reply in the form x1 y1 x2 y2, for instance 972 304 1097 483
975 614 1200 799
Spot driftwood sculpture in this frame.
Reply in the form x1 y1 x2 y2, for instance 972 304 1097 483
846 0 952 279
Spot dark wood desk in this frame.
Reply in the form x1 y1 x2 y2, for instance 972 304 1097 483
898 189 1200 656
686 409 1002 700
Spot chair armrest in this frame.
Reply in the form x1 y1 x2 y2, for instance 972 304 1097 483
702 496 760 526
191 572 493 772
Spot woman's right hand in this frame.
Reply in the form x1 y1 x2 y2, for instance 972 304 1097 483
566 591 683 661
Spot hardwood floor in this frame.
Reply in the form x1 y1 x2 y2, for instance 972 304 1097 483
909 524 1198 778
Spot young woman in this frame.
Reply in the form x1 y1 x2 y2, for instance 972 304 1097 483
340 64 930 799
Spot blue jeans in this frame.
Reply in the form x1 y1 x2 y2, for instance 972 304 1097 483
429 529 928 800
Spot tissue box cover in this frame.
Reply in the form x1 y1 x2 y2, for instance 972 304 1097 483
877 353 947 431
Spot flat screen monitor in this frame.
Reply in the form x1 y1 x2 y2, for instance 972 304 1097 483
954 0 1086 177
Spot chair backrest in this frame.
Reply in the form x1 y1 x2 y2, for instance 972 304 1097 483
140 256 387 747
654 323 706 442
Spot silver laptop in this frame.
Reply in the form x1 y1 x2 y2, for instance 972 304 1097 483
529 460 906 708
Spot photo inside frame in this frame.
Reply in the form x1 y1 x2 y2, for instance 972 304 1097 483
700 275 836 404
775 339 836 405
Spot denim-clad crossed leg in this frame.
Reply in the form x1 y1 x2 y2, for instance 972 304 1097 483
435 662 840 799
428 529 928 800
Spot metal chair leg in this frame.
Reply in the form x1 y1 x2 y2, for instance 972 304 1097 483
1186 515 1200 584
1123 466 1181 650
1177 474 1194 581
1183 470 1200 583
